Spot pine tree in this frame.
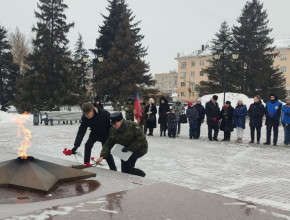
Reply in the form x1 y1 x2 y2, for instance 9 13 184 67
73 33 89 93
95 0 147 59
14 0 78 112
199 22 238 95
0 25 19 111
232 0 285 100
95 5 154 110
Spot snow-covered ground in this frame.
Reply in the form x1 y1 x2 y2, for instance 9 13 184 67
1 110 290 214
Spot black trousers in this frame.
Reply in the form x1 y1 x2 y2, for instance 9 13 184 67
197 120 202 138
208 125 219 140
250 127 261 141
160 123 167 132
149 128 154 135
121 151 145 177
224 131 231 140
85 136 117 171
266 124 279 144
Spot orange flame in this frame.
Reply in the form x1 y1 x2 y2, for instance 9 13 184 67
12 111 31 159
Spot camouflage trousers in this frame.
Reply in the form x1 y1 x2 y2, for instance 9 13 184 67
139 117 147 134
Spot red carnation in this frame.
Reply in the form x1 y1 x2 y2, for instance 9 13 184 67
91 157 95 161
86 162 91 167
213 117 217 121
82 164 85 168
67 149 71 156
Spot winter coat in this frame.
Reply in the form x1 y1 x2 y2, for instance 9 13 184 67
123 101 135 121
93 102 104 109
186 106 199 124
172 98 185 122
220 105 234 132
158 98 170 125
248 101 264 127
205 100 220 126
145 104 157 128
233 104 247 129
100 120 148 159
195 103 205 122
140 102 147 120
265 99 282 126
281 104 290 125
167 113 177 128
74 108 111 148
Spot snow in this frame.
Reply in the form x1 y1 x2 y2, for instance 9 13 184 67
274 38 290 49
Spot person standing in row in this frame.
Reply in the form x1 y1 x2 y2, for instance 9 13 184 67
264 93 282 146
167 108 177 138
138 98 147 134
248 95 264 144
233 99 247 143
172 98 185 137
123 97 134 121
94 96 104 109
281 97 290 146
145 98 157 136
205 95 220 141
220 101 234 141
186 102 199 139
158 97 170 136
195 98 205 139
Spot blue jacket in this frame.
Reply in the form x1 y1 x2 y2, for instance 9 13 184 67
233 105 247 129
266 101 282 121
186 106 199 123
281 105 290 125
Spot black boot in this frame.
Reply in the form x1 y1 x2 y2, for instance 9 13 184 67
164 131 166 136
160 131 162 137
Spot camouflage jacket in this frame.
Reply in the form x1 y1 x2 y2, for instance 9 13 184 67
100 120 148 158
123 102 134 119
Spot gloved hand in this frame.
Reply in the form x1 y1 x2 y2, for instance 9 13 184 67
71 147 78 154
124 107 129 111
122 147 130 152
147 111 152 115
286 113 290 116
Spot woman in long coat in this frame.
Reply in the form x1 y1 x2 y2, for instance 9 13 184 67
220 101 234 141
158 97 170 136
145 98 157 136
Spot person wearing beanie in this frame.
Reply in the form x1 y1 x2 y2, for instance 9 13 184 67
248 95 264 144
281 97 290 146
264 93 282 146
123 97 135 121
233 99 247 143
195 98 205 139
167 108 177 138
205 95 220 141
71 102 117 170
96 112 147 177
93 96 104 109
172 98 185 136
186 101 199 139
145 98 157 136
220 101 234 141
158 97 170 136
138 97 147 134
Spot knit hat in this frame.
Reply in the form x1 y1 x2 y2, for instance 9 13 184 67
269 93 277 100
82 102 94 114
149 98 155 104
197 98 201 102
187 101 193 107
110 112 123 124
226 101 231 105
213 95 218 101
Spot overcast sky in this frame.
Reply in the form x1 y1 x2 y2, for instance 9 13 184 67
1 0 289 75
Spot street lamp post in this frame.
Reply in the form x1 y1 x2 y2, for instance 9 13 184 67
82 55 89 92
92 53 104 101
213 51 239 105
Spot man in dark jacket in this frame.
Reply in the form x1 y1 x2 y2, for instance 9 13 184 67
264 93 282 146
186 102 199 139
220 101 234 141
72 103 117 170
93 96 104 109
195 98 205 139
248 95 264 144
205 95 220 141
158 97 170 136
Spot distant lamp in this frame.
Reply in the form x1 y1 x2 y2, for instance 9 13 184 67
213 52 221 60
82 55 89 63
232 52 239 60
98 54 104 63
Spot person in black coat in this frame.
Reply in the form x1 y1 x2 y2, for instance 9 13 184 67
158 97 170 136
220 101 234 141
71 103 117 170
94 96 104 109
145 98 157 136
248 95 265 144
195 98 205 139
205 95 220 141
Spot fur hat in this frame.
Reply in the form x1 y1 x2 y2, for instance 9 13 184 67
149 98 155 104
82 102 94 114
110 112 123 124
226 101 231 105
213 95 218 101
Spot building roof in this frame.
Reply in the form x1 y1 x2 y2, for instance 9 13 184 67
274 38 290 50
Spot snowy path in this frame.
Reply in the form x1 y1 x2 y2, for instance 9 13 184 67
1 119 290 212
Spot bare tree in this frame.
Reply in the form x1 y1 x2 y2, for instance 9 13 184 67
8 27 30 73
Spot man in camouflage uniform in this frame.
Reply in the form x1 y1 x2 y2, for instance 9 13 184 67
138 98 147 134
123 97 134 121
96 112 148 177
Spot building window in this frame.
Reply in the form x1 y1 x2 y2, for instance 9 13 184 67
281 54 287 61
181 92 186 97
200 60 204 66
281 66 287 73
209 60 213 66
191 71 195 77
190 82 195 87
181 72 186 77
181 62 186 68
181 82 186 87
169 81 171 84
190 92 194 97
200 71 204 76
191 61 195 67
